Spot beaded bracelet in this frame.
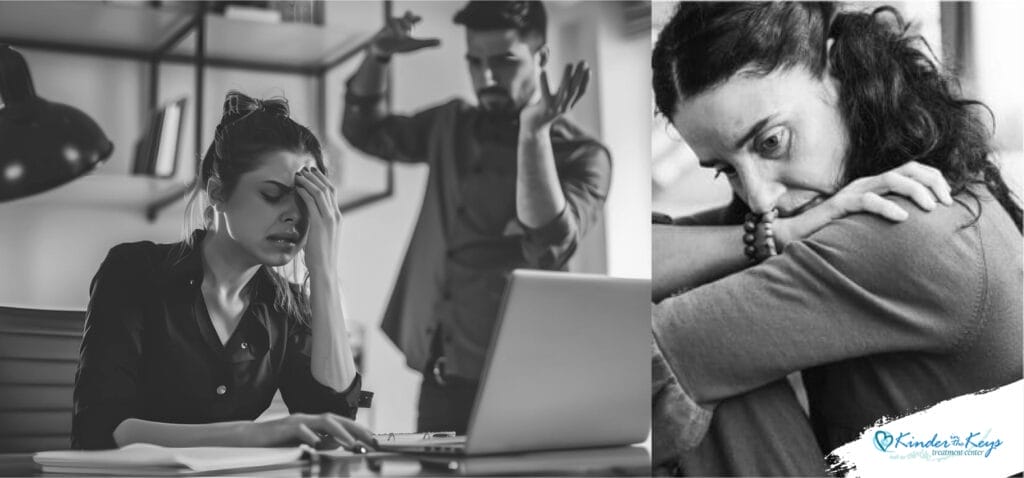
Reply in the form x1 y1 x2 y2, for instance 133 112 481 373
742 209 779 262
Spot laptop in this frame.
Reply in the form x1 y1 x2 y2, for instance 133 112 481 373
377 269 650 456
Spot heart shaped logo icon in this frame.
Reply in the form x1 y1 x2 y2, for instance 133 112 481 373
874 430 894 452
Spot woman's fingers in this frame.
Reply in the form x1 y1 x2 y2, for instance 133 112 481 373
296 170 335 219
856 192 910 222
305 413 375 448
872 172 938 211
330 414 375 445
315 415 356 447
895 161 954 205
307 168 341 220
294 423 321 447
306 167 336 198
295 179 326 218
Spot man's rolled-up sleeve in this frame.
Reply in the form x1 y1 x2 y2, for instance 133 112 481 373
279 326 373 419
72 245 148 449
520 143 612 269
341 78 444 164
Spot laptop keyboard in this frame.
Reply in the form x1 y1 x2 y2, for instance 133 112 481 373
377 435 467 453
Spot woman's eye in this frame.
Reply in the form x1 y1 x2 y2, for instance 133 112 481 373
262 193 283 203
756 127 789 158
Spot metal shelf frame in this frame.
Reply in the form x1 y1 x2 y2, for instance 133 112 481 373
0 0 394 222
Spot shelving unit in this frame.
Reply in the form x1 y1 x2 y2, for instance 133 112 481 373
0 1 394 221
3 171 393 216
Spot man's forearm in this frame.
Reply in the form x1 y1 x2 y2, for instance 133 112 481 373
348 50 389 98
517 127 567 228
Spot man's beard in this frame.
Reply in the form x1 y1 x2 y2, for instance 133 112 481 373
476 87 519 120
474 87 520 143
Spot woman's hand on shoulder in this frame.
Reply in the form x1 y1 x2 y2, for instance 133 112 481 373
243 412 374 449
775 161 953 248
294 167 342 276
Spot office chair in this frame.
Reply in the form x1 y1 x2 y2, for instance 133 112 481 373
0 306 84 452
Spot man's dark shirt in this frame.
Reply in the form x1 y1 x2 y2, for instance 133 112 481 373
343 89 612 379
71 230 372 449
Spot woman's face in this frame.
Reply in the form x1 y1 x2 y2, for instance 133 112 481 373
672 66 850 216
214 150 317 267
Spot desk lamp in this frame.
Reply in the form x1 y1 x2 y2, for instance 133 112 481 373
0 44 113 201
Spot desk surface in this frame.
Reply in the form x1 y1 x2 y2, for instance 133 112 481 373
0 446 650 477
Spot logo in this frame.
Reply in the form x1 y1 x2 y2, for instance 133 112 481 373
872 429 1003 459
873 431 895 452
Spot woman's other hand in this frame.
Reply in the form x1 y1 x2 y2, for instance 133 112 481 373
244 413 375 448
294 167 342 275
775 161 953 248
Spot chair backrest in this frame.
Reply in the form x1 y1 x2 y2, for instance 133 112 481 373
0 306 84 453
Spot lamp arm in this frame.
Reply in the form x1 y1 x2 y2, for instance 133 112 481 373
0 45 37 105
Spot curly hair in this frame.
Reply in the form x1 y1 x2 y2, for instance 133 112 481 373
653 2 1022 232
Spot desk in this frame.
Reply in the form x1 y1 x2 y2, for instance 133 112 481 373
0 446 650 476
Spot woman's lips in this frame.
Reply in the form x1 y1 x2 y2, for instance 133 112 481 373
267 234 300 248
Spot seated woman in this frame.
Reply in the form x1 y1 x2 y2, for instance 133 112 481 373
650 2 1023 475
72 91 375 450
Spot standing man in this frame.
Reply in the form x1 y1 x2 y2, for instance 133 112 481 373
342 1 611 434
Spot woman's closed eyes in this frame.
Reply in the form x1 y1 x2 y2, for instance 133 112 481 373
261 190 290 203
260 182 296 204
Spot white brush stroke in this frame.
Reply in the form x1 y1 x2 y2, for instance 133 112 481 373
827 380 1023 477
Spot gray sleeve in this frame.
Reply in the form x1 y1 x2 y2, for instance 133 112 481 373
653 198 983 410
652 337 713 463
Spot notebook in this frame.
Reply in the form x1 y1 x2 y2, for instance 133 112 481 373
377 270 650 455
34 443 312 476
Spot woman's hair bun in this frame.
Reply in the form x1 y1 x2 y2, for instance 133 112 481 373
219 90 290 126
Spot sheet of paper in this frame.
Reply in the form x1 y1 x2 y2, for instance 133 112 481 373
34 443 306 473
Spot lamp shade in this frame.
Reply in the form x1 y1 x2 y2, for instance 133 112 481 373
0 44 113 201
